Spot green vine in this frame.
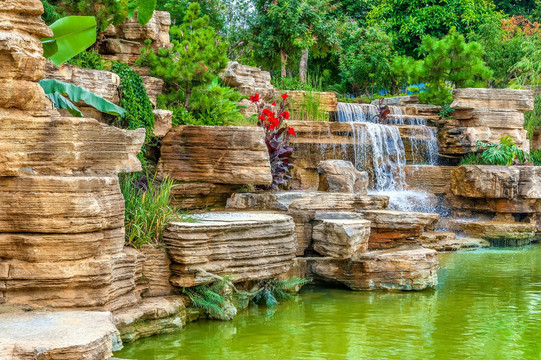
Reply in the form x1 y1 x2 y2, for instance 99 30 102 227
111 62 155 137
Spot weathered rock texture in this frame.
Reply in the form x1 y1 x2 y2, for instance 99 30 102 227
100 11 171 65
152 109 172 137
158 125 272 208
405 165 454 195
222 61 275 101
448 220 535 243
164 213 297 287
307 247 438 291
140 245 175 298
357 210 439 250
0 0 146 312
317 160 368 194
418 232 490 251
312 219 371 258
114 296 187 343
227 191 389 255
0 311 122 359
439 88 534 157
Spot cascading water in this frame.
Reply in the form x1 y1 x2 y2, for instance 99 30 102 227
336 102 445 217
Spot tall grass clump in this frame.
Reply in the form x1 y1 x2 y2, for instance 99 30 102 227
120 172 192 248
292 91 328 121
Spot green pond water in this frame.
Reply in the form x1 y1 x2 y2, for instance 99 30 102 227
116 245 541 360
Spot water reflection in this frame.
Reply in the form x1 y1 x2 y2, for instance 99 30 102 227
116 246 541 360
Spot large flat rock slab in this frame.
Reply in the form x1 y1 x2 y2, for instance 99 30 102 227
448 219 536 246
451 88 534 112
312 219 371 258
227 191 388 255
308 246 438 291
0 311 122 359
164 213 297 287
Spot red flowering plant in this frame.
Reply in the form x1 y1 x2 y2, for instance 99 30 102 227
251 93 295 190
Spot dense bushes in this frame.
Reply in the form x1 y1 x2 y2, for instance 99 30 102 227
460 136 539 166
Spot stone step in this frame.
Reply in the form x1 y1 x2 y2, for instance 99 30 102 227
0 311 121 359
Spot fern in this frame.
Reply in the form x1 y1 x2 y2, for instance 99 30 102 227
253 277 309 307
182 275 235 317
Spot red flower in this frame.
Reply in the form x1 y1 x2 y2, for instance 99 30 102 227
272 101 276 106
280 111 290 120
250 93 260 103
288 127 295 136
271 118 280 127
262 108 274 117
268 123 276 130
281 94 288 100
258 115 266 121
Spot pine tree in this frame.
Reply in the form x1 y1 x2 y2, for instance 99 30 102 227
138 2 229 108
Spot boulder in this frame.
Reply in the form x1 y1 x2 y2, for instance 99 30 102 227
448 219 536 243
308 247 438 291
152 109 172 137
142 76 164 108
312 219 371 258
170 183 239 210
451 88 534 112
164 213 297 287
357 210 439 250
157 125 272 185
0 311 122 359
114 296 187 343
222 61 275 101
317 160 368 194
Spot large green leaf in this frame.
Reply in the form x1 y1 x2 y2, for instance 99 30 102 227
41 16 97 66
39 79 126 117
44 92 84 117
136 0 157 26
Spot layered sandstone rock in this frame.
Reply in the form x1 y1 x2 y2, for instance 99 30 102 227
357 210 439 250
418 232 490 251
439 88 534 157
312 219 371 258
0 311 122 359
0 0 146 312
405 165 454 194
227 191 389 255
158 125 272 208
307 247 438 291
317 160 368 194
448 219 535 243
114 296 187 343
152 109 172 137
164 213 297 287
140 244 175 298
101 11 171 65
222 61 275 101
142 76 164 107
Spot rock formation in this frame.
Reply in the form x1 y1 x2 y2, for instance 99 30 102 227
0 0 146 312
317 160 369 194
158 125 272 208
312 219 371 258
163 213 297 287
439 88 534 157
100 11 171 65
222 61 275 101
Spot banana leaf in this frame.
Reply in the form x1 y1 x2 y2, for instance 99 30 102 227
39 78 126 117
137 0 157 25
44 92 84 117
42 16 97 66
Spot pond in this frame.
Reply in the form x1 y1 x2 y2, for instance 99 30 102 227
116 245 541 360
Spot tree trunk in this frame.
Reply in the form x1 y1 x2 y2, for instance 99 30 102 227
299 47 309 83
280 50 288 78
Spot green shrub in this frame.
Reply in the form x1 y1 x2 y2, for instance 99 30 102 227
67 50 107 70
290 91 328 121
182 276 234 317
120 172 192 248
460 136 532 166
525 95 541 141
111 62 155 136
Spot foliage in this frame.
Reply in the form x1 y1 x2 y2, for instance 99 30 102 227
393 28 492 105
39 78 125 117
439 104 455 119
41 16 97 66
251 0 339 78
530 148 541 166
367 0 500 56
182 276 234 317
139 3 229 109
525 96 541 141
68 0 157 34
253 277 309 307
476 136 530 166
338 25 396 97
41 0 66 25
290 91 328 122
494 0 538 18
252 93 296 190
111 62 155 137
67 49 108 70
121 172 192 248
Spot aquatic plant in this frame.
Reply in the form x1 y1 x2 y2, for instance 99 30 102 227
252 93 296 190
